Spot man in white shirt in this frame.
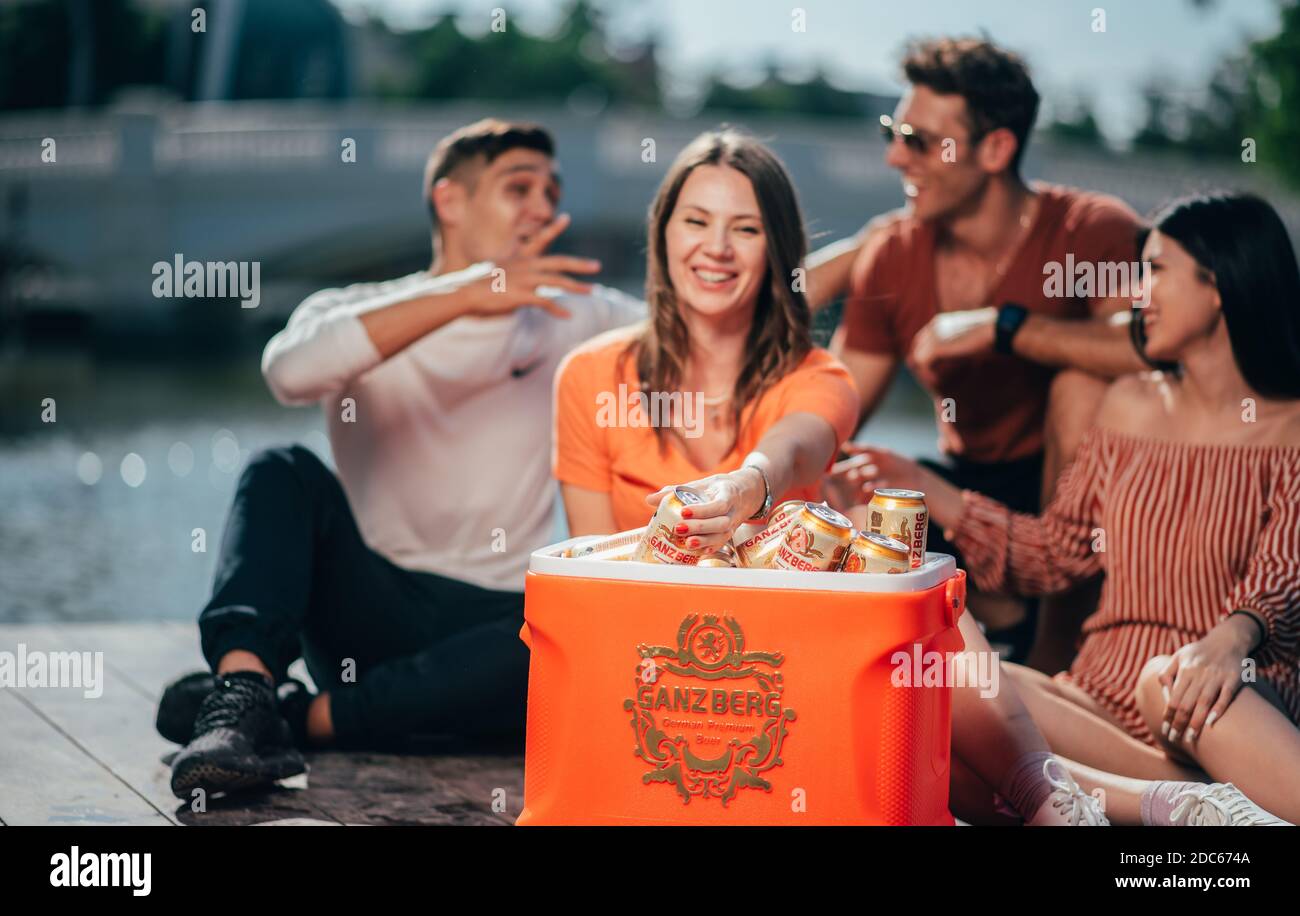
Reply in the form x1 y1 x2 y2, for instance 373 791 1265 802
165 119 874 798
168 120 646 797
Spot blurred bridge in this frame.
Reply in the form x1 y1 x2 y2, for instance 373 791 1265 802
1 100 1297 335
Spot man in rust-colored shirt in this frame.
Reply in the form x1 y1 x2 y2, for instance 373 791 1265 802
830 38 1146 665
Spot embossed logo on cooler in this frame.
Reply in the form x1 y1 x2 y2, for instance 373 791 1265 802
624 614 796 805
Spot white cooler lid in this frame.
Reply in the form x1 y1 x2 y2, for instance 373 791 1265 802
529 536 956 593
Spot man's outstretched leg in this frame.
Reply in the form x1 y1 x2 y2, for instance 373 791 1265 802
170 444 439 798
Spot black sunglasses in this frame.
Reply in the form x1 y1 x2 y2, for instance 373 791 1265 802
878 115 932 155
878 114 986 156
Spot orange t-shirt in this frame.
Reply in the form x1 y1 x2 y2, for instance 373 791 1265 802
553 326 861 532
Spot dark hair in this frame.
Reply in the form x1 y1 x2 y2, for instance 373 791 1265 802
623 127 812 448
1152 191 1300 398
423 118 554 230
901 37 1039 174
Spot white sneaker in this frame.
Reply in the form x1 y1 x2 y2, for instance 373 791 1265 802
1168 783 1291 826
1027 758 1110 826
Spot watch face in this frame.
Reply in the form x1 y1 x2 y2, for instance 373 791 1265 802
995 304 1028 353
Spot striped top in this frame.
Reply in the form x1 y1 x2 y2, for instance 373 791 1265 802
953 426 1300 745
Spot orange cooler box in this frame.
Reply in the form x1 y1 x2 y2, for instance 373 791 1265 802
517 537 967 825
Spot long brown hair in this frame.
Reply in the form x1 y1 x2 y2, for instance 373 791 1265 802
622 128 813 449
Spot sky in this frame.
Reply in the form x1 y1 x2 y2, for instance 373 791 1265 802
329 0 1284 142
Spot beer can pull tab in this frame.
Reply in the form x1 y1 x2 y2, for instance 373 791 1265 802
944 571 967 628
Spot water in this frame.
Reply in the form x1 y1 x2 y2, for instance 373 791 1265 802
0 347 939 622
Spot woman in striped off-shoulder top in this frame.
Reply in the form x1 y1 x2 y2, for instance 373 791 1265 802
848 192 1300 824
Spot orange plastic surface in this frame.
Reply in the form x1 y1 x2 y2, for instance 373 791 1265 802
517 568 967 825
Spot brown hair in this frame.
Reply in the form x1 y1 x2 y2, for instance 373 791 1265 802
423 118 554 231
901 37 1039 174
621 128 813 449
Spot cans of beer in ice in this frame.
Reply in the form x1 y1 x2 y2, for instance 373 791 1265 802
567 526 647 558
632 486 711 565
866 488 928 568
772 502 854 572
697 543 738 568
734 499 805 568
840 530 910 574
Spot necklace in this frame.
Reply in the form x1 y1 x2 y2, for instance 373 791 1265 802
700 391 733 427
991 193 1038 278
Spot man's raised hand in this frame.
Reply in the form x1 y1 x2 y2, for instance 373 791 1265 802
470 213 601 319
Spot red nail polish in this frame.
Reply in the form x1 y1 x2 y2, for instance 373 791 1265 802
682 509 693 518
689 538 699 547
675 523 689 535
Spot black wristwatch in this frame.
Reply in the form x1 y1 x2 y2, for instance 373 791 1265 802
994 303 1030 355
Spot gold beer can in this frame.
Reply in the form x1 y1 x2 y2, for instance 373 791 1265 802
866 488 929 569
697 543 737 568
772 502 854 572
840 531 910 574
734 499 805 568
632 486 710 565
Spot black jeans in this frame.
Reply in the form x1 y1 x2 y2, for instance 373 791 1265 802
198 445 528 748
919 451 1045 663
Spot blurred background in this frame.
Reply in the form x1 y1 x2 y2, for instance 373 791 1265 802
1 0 1298 621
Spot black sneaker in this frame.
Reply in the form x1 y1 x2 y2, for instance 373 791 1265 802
169 671 306 799
157 671 314 747
156 671 217 745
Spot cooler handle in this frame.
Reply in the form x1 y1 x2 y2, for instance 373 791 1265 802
519 621 533 650
944 570 967 629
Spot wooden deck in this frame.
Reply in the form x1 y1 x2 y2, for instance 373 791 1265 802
0 623 524 826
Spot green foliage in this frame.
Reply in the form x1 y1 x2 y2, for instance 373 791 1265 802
1044 96 1105 148
1248 1 1300 185
0 0 166 110
1131 1 1300 187
400 3 658 108
701 67 870 119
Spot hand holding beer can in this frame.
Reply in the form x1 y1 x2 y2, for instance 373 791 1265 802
633 485 712 565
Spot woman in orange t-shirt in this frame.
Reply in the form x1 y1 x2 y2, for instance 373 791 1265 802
554 129 858 546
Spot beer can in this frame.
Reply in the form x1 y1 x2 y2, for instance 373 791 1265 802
772 502 854 572
840 531 910 574
697 543 737 568
734 499 805 568
632 485 711 565
866 488 929 569
568 526 647 558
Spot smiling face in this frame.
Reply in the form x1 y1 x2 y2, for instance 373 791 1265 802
437 147 560 264
884 85 999 222
1140 229 1222 361
663 164 769 322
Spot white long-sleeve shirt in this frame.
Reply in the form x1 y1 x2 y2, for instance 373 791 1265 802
262 264 645 592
